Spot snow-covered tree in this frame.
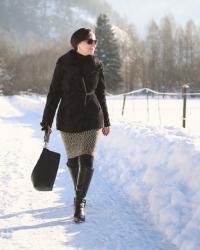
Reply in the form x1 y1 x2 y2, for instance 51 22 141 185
0 57 13 95
95 14 122 93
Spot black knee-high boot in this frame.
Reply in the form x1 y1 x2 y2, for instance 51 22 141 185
67 157 79 204
74 154 94 223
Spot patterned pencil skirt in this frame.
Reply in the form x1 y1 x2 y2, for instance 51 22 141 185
60 129 101 159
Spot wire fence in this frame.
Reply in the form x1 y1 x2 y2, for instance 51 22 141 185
106 86 200 130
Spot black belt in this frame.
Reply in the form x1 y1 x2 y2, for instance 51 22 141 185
84 91 95 106
82 77 95 106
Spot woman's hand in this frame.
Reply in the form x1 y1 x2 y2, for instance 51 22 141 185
47 125 52 134
102 127 110 136
42 125 52 134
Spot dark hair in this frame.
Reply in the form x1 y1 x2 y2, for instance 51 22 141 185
70 28 95 50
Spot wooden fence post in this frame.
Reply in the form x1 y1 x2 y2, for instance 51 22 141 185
146 89 150 122
182 84 189 128
122 94 126 115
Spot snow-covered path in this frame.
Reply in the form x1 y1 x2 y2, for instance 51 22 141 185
0 96 178 250
1 95 200 250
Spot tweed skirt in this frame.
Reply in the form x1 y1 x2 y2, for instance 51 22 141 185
60 129 101 158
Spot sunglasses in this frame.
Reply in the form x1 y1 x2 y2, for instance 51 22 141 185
85 39 97 45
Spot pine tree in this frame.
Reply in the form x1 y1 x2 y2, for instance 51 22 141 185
95 14 122 93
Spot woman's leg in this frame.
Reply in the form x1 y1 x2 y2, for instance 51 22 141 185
60 131 79 187
74 154 94 223
67 156 79 191
67 156 79 206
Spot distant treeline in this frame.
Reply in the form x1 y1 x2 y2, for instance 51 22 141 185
0 31 69 95
1 14 200 95
120 16 200 93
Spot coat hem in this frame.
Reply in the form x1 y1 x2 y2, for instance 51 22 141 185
57 125 103 133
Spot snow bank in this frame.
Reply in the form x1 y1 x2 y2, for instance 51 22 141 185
0 96 23 117
98 122 200 250
0 95 45 118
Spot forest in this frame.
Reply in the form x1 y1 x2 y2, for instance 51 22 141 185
0 0 200 94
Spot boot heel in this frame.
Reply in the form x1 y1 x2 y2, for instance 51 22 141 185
74 198 86 223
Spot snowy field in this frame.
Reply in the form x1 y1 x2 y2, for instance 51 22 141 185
0 95 200 250
109 95 200 135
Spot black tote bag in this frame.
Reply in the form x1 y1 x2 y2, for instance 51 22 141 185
31 132 60 191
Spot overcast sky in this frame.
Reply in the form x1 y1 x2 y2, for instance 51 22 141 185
106 0 200 35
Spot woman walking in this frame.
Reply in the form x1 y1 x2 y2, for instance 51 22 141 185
40 28 111 223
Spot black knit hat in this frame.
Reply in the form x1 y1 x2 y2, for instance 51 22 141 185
70 28 94 50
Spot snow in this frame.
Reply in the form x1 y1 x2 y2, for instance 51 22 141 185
108 95 200 135
0 94 200 250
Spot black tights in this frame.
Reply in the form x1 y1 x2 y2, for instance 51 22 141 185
67 154 94 169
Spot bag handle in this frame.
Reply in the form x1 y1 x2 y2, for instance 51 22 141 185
43 131 50 148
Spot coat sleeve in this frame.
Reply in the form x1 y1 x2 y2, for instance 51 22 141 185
40 60 63 129
95 65 111 127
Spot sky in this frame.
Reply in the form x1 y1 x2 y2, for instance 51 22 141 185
106 0 200 35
